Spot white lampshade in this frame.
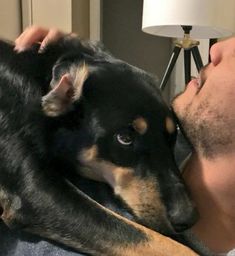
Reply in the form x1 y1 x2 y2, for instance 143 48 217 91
142 0 235 39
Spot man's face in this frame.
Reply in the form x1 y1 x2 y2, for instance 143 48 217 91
172 37 235 158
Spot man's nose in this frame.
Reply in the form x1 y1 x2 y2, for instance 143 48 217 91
209 41 223 66
209 37 235 66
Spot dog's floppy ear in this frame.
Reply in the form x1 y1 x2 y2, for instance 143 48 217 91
42 62 89 117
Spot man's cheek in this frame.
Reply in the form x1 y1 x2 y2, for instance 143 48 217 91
174 82 199 110
172 94 187 116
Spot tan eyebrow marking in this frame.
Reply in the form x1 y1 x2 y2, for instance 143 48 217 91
165 117 175 134
80 145 98 162
132 117 148 135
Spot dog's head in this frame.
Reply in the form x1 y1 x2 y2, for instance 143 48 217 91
42 46 197 235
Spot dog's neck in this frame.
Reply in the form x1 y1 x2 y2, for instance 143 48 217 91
182 152 235 253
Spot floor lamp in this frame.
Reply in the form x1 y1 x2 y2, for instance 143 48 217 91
142 0 235 91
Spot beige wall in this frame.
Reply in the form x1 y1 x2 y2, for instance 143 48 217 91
22 0 90 38
0 0 90 40
0 0 22 40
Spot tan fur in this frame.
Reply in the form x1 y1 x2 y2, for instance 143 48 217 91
79 146 134 186
72 62 89 100
27 189 198 256
113 236 198 256
0 188 22 226
0 188 7 217
42 62 89 117
105 206 198 255
77 195 198 256
80 145 98 162
133 117 148 135
99 201 199 256
165 117 176 134
79 145 105 182
114 175 168 225
78 145 168 225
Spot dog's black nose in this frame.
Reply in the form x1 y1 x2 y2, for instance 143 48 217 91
173 221 194 233
170 207 199 232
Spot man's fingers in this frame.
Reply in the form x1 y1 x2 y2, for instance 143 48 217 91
38 29 66 52
15 26 50 52
14 26 69 53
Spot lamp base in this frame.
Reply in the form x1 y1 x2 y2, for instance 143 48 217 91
159 26 203 90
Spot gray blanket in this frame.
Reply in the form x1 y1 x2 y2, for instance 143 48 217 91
0 221 84 256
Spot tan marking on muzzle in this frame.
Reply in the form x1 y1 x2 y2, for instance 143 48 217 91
79 146 134 186
79 145 106 182
165 117 175 134
114 175 167 223
79 147 168 225
132 117 148 135
80 145 98 162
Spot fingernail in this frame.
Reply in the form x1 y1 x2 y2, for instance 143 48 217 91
14 45 26 53
38 42 47 53
38 46 45 53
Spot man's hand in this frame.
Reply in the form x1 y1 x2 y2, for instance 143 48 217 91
14 26 76 52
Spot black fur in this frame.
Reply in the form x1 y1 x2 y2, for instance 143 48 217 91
0 37 198 255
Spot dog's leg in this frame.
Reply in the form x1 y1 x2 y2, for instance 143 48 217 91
0 178 198 256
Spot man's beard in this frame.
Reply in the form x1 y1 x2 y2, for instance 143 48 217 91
176 99 233 159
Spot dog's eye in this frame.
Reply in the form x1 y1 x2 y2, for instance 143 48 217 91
116 132 133 146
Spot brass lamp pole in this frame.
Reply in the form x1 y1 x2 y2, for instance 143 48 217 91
160 26 203 90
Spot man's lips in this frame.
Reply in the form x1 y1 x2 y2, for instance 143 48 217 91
187 77 201 90
188 67 206 92
198 64 209 89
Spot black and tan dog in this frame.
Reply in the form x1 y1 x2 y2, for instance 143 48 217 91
0 37 198 255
